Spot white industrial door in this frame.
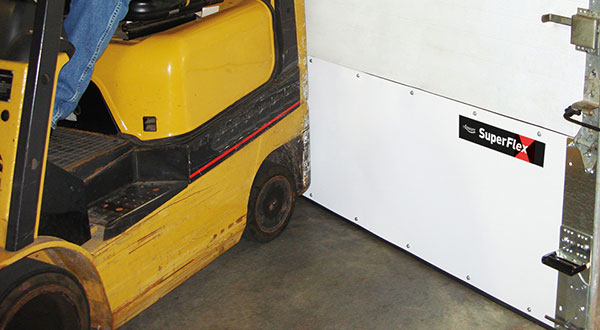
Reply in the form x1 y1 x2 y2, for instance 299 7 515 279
304 1 587 326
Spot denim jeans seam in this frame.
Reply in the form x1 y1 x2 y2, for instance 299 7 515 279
52 98 66 127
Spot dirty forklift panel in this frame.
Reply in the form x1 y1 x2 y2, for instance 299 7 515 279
0 0 308 328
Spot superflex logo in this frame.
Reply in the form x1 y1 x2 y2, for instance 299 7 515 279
459 116 545 167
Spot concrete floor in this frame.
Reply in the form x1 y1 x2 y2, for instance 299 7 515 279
122 198 544 330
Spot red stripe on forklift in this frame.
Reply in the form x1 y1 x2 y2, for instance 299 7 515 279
190 100 301 179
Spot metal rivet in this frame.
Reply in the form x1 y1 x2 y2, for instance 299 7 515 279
1 110 8 122
559 305 563 312
309 58 313 63
410 90 415 96
466 275 471 281
31 158 39 170
356 73 360 78
354 217 359 222
473 111 477 116
569 162 573 167
537 131 542 137
406 244 410 249
581 306 586 312
41 73 50 85
309 193 313 197
527 307 532 312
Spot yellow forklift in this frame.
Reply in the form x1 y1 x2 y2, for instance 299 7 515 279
0 0 309 328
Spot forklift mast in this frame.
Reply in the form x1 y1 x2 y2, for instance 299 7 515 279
0 0 65 251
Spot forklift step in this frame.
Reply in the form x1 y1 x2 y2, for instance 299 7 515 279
48 127 132 177
48 127 135 204
88 180 187 240
47 128 189 240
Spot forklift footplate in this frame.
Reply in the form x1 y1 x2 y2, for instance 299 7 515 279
46 128 189 240
88 181 186 239
48 127 130 172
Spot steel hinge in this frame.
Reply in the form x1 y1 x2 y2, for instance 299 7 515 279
543 8 600 55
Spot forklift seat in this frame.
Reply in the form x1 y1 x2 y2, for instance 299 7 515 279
122 0 224 39
127 0 187 21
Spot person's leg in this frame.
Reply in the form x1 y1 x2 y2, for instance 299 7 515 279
51 0 130 129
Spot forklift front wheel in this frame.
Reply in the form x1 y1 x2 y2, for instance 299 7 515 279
245 163 296 243
0 262 90 330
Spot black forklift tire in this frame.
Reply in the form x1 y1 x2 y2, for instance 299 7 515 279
244 162 296 243
0 259 90 330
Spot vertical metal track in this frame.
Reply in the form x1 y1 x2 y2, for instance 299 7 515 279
588 0 600 327
5 0 64 251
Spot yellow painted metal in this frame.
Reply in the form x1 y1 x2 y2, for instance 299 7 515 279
85 102 308 327
93 0 275 140
0 237 114 330
217 0 246 11
0 61 27 250
0 236 94 269
0 54 67 248
294 0 308 103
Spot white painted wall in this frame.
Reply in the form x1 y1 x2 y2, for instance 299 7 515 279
306 0 587 136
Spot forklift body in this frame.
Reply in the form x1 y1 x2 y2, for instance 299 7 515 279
0 0 309 328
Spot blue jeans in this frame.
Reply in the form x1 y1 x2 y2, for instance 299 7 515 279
52 0 130 129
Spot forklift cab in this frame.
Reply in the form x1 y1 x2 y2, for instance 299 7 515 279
0 0 309 328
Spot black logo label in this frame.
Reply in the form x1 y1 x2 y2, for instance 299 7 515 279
0 69 13 102
459 116 545 167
